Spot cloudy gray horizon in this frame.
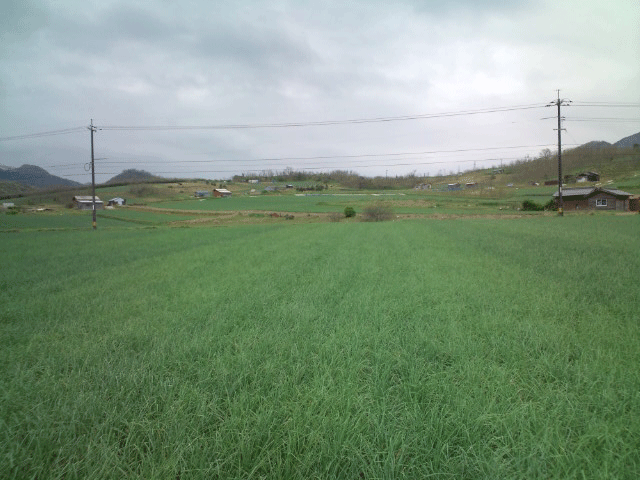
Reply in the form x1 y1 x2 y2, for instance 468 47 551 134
1 0 639 183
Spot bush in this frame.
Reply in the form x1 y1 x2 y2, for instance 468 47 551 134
521 200 544 211
329 212 343 222
344 207 356 218
361 205 394 222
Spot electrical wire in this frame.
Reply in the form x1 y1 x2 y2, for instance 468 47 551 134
564 118 640 123
97 104 548 131
46 143 565 170
0 127 86 141
571 102 640 107
57 154 562 178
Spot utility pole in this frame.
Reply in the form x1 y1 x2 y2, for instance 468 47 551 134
547 91 571 216
89 120 97 230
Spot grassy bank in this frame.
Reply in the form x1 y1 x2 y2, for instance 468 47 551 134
1 216 639 478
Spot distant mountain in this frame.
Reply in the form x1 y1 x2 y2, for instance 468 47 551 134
107 169 163 184
0 164 82 188
613 132 640 149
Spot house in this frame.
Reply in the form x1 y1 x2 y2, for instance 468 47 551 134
465 182 478 189
213 188 232 198
195 191 211 198
447 183 461 191
73 196 104 210
552 187 633 211
107 197 126 206
576 171 600 182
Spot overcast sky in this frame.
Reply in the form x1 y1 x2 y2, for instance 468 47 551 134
1 0 639 183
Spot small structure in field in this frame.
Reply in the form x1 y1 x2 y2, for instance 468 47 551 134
108 197 126 206
553 187 633 211
465 182 478 189
447 183 461 191
2 202 15 209
576 171 600 182
73 196 104 210
213 188 232 198
414 183 431 190
195 191 211 198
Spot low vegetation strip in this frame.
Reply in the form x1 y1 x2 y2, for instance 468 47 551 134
1 217 639 478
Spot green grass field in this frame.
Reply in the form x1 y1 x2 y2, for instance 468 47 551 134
2 216 640 478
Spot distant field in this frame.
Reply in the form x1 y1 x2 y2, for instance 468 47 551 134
0 210 128 231
97 209 200 225
2 216 639 478
155 191 529 215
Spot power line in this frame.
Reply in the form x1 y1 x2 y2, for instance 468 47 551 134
57 154 561 178
97 104 548 131
571 102 640 107
564 117 640 123
0 127 86 141
48 143 565 169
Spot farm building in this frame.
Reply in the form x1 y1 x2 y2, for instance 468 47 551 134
72 196 104 210
107 197 126 206
576 171 600 182
195 191 211 198
447 183 461 191
213 188 232 198
553 187 633 211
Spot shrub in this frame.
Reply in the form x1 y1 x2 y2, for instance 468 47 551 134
521 200 544 211
329 212 343 222
344 207 356 218
362 205 394 222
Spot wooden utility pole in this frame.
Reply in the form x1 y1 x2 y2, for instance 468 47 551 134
90 120 97 229
548 91 571 216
